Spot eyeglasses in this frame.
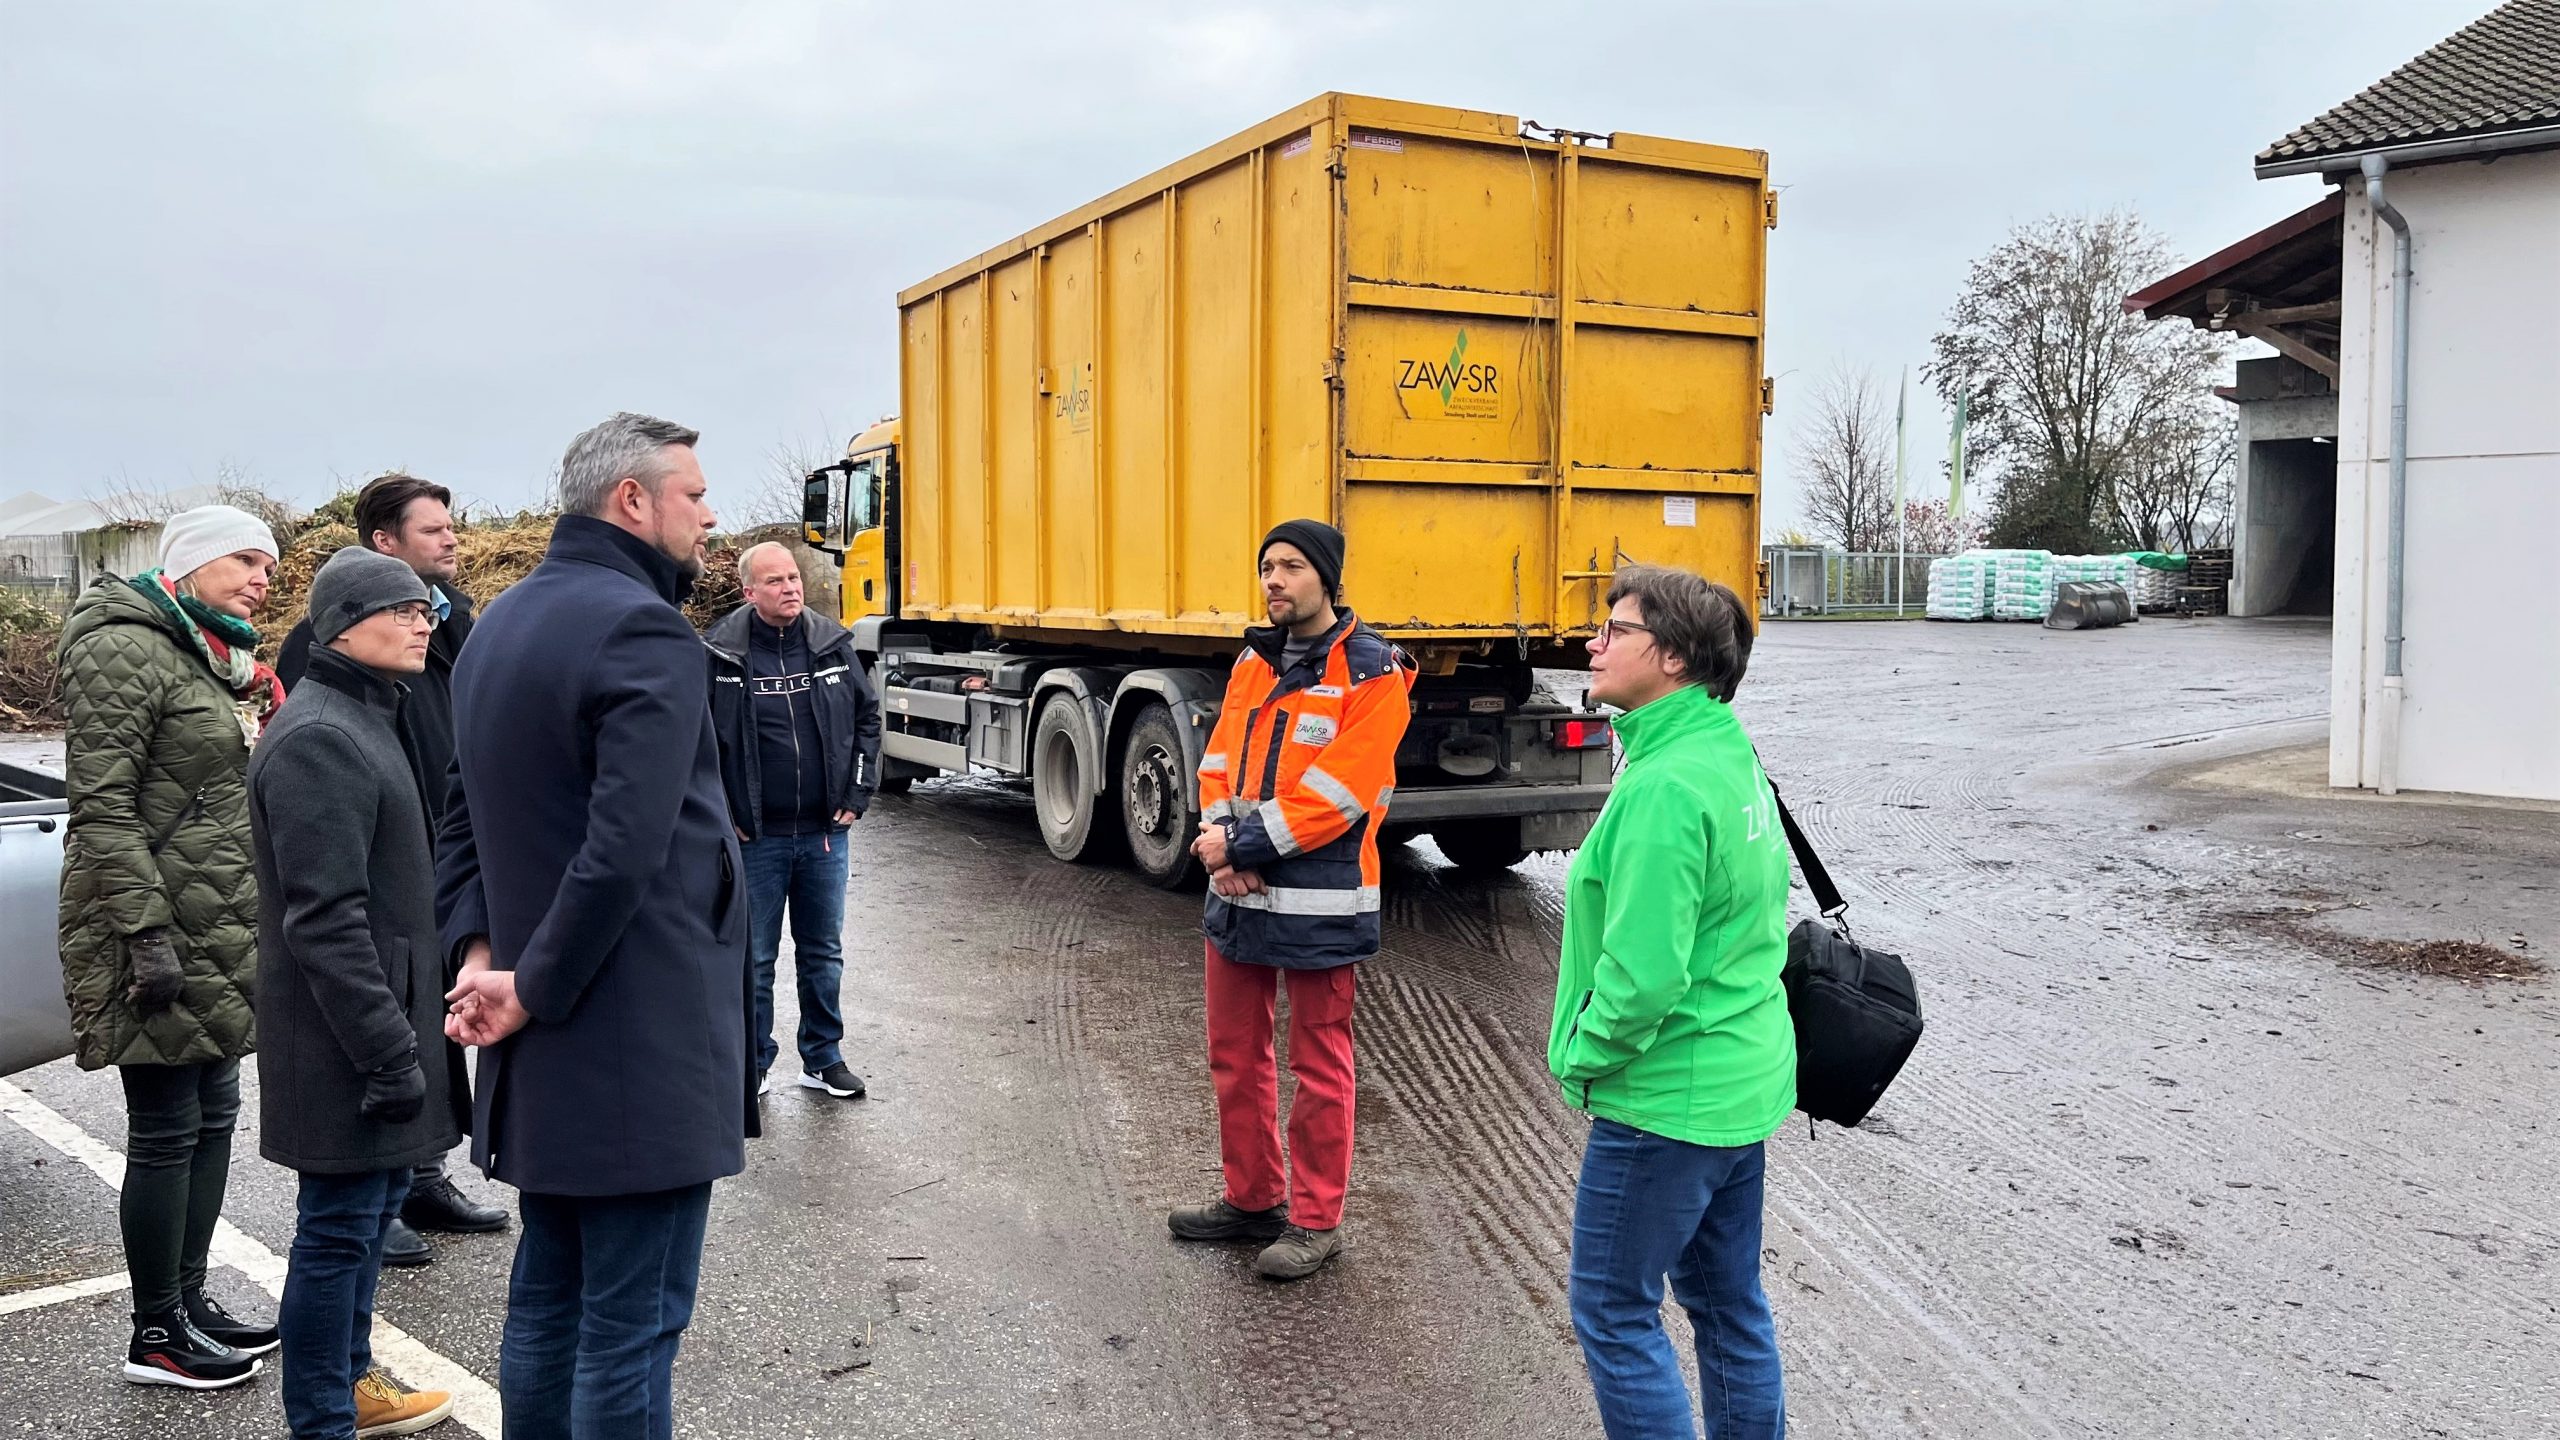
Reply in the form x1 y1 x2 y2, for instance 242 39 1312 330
1593 618 1654 650
381 603 439 629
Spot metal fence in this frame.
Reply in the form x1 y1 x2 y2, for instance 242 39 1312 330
1762 547 1944 617
1 576 77 617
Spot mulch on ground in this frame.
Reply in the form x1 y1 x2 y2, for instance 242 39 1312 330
2228 910 2541 984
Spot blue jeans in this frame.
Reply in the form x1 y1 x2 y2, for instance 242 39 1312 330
1570 1118 1785 1439
743 828 850 1076
501 1184 713 1440
280 1168 410 1440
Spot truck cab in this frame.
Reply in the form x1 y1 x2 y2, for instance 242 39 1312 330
804 417 900 621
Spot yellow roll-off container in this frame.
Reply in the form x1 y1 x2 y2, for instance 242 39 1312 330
852 92 1772 656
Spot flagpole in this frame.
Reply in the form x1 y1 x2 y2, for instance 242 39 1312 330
1894 368 1908 611
1950 390 1969 521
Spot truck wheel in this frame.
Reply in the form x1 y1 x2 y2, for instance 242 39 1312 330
1032 693 1120 864
875 774 915 797
1119 703 1201 890
1433 819 1531 875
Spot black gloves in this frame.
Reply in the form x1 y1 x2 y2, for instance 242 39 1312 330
361 1053 427 1125
124 929 184 1013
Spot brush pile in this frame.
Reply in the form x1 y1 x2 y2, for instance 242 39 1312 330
0 587 65 730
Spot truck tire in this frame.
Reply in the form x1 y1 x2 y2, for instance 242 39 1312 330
1433 819 1531 875
1032 692 1120 864
1119 703 1201 890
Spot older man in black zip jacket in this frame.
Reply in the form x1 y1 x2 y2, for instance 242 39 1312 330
279 472 505 1263
437 412 754 1440
706 540 882 1101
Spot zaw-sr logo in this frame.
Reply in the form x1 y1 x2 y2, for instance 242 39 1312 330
1396 330 1501 420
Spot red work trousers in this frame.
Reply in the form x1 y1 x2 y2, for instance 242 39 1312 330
1203 942 1358 1231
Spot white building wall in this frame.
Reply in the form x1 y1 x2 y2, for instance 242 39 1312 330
2332 148 2560 801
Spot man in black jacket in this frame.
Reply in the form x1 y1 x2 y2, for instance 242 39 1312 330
438 412 754 1440
251 547 467 1438
706 541 882 1100
278 472 507 1260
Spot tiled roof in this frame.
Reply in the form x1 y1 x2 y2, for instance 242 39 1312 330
2258 0 2560 171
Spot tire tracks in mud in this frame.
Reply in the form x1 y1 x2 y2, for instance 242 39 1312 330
1751 685 2559 1435
949 792 1425 1439
1366 853 2107 1434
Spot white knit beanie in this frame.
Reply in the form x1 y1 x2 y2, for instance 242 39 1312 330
159 504 280 582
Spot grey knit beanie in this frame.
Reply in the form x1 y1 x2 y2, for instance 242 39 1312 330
309 547 430 644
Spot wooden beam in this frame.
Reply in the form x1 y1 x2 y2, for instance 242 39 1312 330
2240 299 2342 325
2227 315 2341 380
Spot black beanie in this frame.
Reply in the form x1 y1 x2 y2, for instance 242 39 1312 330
1261 519 1346 599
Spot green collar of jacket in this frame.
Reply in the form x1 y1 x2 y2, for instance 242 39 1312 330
1612 683 1725 761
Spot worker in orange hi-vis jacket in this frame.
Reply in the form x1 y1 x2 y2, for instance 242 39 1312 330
1171 518 1416 1282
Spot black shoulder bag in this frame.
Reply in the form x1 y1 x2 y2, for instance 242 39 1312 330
1770 783 1924 1128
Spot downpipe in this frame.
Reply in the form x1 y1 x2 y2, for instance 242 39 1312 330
2361 154 2413 796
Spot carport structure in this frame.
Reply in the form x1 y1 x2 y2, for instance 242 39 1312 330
2125 196 2343 617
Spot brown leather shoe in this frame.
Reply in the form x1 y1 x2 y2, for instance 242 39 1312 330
355 1367 454 1437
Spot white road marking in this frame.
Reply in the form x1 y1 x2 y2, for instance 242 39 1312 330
0 1075 502 1436
0 1270 130 1316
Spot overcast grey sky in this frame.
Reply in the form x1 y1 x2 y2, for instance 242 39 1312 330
0 1 2490 534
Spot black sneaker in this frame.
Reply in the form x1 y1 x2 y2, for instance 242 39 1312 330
402 1175 509 1234
381 1217 433 1268
124 1311 261 1389
800 1062 866 1099
1168 1197 1291 1242
183 1289 279 1356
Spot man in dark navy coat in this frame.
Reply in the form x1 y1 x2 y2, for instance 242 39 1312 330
437 411 754 1440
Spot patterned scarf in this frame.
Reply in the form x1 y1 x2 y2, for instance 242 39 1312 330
129 570 286 747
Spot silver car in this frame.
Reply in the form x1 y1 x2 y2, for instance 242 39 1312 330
0 760 72 1077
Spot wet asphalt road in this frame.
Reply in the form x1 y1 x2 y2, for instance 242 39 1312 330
4 616 2556 1438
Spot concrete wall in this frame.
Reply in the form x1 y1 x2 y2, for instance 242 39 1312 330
2332 148 2560 800
2232 392 2338 617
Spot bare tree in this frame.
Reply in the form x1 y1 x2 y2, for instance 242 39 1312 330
1899 498 1986 556
737 436 842 531
2110 402 2235 552
1924 212 2229 552
1792 365 1897 553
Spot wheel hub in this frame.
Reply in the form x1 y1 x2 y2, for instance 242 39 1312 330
1130 747 1173 835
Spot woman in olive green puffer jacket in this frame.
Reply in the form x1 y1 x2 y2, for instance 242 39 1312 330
56 504 287 1388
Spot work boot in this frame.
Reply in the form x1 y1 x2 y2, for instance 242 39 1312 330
123 1310 260 1389
380 1218 433 1268
1167 1197 1289 1243
1253 1225 1344 1281
402 1175 509 1234
354 1366 454 1437
183 1287 279 1356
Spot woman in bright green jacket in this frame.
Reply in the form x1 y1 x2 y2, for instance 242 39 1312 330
1549 565 1792 1439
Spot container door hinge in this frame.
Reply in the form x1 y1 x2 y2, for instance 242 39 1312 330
1764 189 1779 229
1762 377 1776 415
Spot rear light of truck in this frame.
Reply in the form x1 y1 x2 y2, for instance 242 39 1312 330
1554 718 1613 751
